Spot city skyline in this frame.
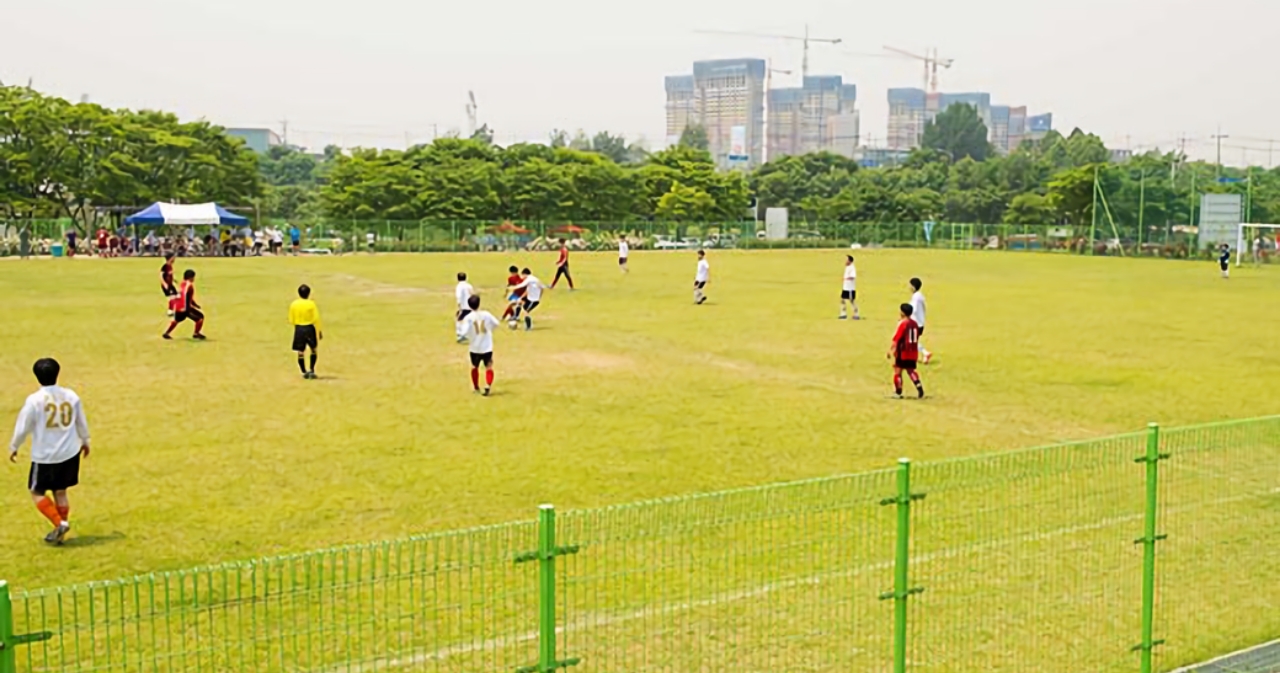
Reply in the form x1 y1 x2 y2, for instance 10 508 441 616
5 0 1280 165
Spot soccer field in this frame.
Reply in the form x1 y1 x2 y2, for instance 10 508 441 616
0 248 1276 591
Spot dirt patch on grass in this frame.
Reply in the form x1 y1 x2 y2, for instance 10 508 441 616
549 351 635 371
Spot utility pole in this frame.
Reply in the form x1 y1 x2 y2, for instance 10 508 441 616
1211 125 1228 178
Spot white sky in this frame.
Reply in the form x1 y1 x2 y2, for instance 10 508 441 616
5 0 1279 164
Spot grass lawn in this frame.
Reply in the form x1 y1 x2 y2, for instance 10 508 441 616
0 248 1276 592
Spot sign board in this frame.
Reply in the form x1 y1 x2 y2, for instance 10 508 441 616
728 125 748 163
765 208 788 240
1199 194 1242 250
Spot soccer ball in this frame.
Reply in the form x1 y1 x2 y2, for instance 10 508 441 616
508 319 519 330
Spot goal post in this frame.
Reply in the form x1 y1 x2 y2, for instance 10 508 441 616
1236 223 1280 266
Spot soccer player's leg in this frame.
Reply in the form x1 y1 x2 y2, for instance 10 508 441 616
565 266 575 290
840 291 849 319
892 365 904 398
903 361 925 398
482 352 495 396
164 310 186 339
522 300 539 330
918 326 932 364
851 291 860 320
469 352 482 392
189 307 206 339
53 489 71 542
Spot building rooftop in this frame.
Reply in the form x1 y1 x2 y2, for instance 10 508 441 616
664 75 695 92
888 88 927 106
693 58 767 79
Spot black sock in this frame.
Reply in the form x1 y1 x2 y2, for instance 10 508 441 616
297 356 307 374
525 315 532 329
309 353 318 372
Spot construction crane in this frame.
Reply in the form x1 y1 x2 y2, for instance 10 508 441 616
465 91 478 137
693 26 842 80
883 46 954 92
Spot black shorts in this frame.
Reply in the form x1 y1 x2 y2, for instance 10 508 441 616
469 351 494 367
694 280 707 289
522 299 540 313
292 324 318 351
29 454 80 493
456 308 472 322
841 289 857 301
917 326 925 336
619 257 628 265
174 307 204 323
1220 262 1230 271
894 358 918 371
162 283 177 297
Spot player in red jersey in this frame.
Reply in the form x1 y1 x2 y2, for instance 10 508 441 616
502 265 526 320
550 239 574 289
887 303 925 399
160 254 178 317
95 228 109 256
163 270 206 340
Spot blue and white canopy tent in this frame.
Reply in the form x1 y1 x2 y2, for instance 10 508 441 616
124 202 249 226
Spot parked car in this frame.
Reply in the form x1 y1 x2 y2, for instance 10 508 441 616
654 236 689 250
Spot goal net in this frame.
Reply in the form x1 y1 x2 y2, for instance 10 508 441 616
1236 223 1280 265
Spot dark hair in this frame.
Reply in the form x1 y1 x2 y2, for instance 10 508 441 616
910 277 922 291
33 358 60 386
846 255 854 262
457 272 467 281
521 268 532 275
560 239 567 245
508 265 518 273
183 269 196 280
698 249 705 257
467 294 481 310
298 284 311 299
900 303 914 317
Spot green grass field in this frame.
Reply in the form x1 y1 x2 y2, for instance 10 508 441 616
0 248 1276 592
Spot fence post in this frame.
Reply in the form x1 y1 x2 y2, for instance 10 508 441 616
1133 422 1168 673
0 580 13 673
515 505 580 673
880 458 925 673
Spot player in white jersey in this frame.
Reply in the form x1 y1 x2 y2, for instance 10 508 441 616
460 295 501 395
512 268 546 331
909 277 932 364
454 272 475 343
693 250 709 304
618 235 630 273
840 255 861 320
9 358 90 545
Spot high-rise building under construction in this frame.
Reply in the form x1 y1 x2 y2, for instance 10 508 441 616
768 76 859 160
663 59 766 167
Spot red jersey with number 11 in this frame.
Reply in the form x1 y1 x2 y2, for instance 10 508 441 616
893 318 920 362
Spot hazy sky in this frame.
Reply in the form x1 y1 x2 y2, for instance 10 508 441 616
5 0 1279 164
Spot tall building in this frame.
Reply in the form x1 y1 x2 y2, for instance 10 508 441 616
990 105 1011 154
1028 113 1054 142
663 59 766 167
664 75 696 147
887 88 927 150
1007 106 1028 152
767 77 859 160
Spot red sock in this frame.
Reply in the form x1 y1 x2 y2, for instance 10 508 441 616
893 373 903 394
485 369 494 386
164 320 177 335
57 504 69 522
470 368 480 390
501 305 513 319
35 497 62 527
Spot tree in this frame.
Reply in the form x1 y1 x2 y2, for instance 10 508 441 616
1003 193 1055 225
678 125 709 151
548 129 569 149
922 104 992 162
656 181 716 221
470 124 495 146
590 131 630 164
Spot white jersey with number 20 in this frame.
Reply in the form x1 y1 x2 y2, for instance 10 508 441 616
11 386 90 465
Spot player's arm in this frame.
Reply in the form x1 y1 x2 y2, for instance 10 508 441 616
188 287 201 310
887 324 905 359
9 400 34 462
74 398 90 457
314 305 323 339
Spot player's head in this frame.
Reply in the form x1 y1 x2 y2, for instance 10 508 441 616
909 277 922 291
33 358 60 386
183 269 196 280
560 239 567 247
298 284 311 299
467 294 481 310
621 234 627 241
900 303 914 318
521 267 531 276
846 255 854 263
508 265 518 274
457 272 467 282
698 249 705 258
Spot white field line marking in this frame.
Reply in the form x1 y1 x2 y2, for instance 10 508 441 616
327 486 1280 673
1168 638 1280 673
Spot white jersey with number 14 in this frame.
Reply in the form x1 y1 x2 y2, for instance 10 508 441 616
463 311 500 354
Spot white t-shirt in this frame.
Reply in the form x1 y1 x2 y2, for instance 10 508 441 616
270 229 283 244
696 259 710 282
455 282 475 311
619 240 629 259
367 233 376 244
517 276 544 302
842 263 857 292
910 290 927 328
10 386 90 465
1254 237 1262 252
463 311 500 354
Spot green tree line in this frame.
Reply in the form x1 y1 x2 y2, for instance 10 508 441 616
0 85 261 228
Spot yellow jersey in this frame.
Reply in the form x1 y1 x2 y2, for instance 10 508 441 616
289 298 321 330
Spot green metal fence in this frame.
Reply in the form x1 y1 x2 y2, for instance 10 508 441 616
2 415 1278 672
